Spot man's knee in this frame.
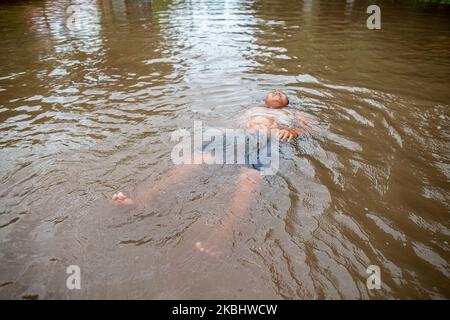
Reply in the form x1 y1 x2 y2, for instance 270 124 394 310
240 167 261 182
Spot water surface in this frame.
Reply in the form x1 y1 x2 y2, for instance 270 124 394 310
0 0 449 299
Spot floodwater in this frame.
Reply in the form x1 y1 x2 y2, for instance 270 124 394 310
0 0 449 299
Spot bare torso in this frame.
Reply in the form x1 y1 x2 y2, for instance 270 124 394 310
239 106 308 131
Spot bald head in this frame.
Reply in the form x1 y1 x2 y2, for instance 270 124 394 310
264 91 289 108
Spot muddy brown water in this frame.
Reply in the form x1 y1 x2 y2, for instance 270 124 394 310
0 0 449 299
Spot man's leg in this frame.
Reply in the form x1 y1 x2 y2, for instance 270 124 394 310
195 167 261 256
112 152 214 206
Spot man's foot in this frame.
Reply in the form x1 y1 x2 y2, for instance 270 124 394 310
112 192 134 205
195 233 233 257
195 241 221 257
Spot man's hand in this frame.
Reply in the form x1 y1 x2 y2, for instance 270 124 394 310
277 128 303 141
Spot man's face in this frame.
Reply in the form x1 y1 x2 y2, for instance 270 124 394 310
265 91 289 108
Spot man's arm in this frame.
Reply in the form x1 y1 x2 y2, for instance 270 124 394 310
277 112 313 141
277 127 308 141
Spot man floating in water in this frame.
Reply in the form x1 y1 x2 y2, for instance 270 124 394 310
112 91 313 255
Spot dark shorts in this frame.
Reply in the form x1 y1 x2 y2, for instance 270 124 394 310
195 130 274 172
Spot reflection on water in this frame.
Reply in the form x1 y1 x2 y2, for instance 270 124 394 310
0 0 449 299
